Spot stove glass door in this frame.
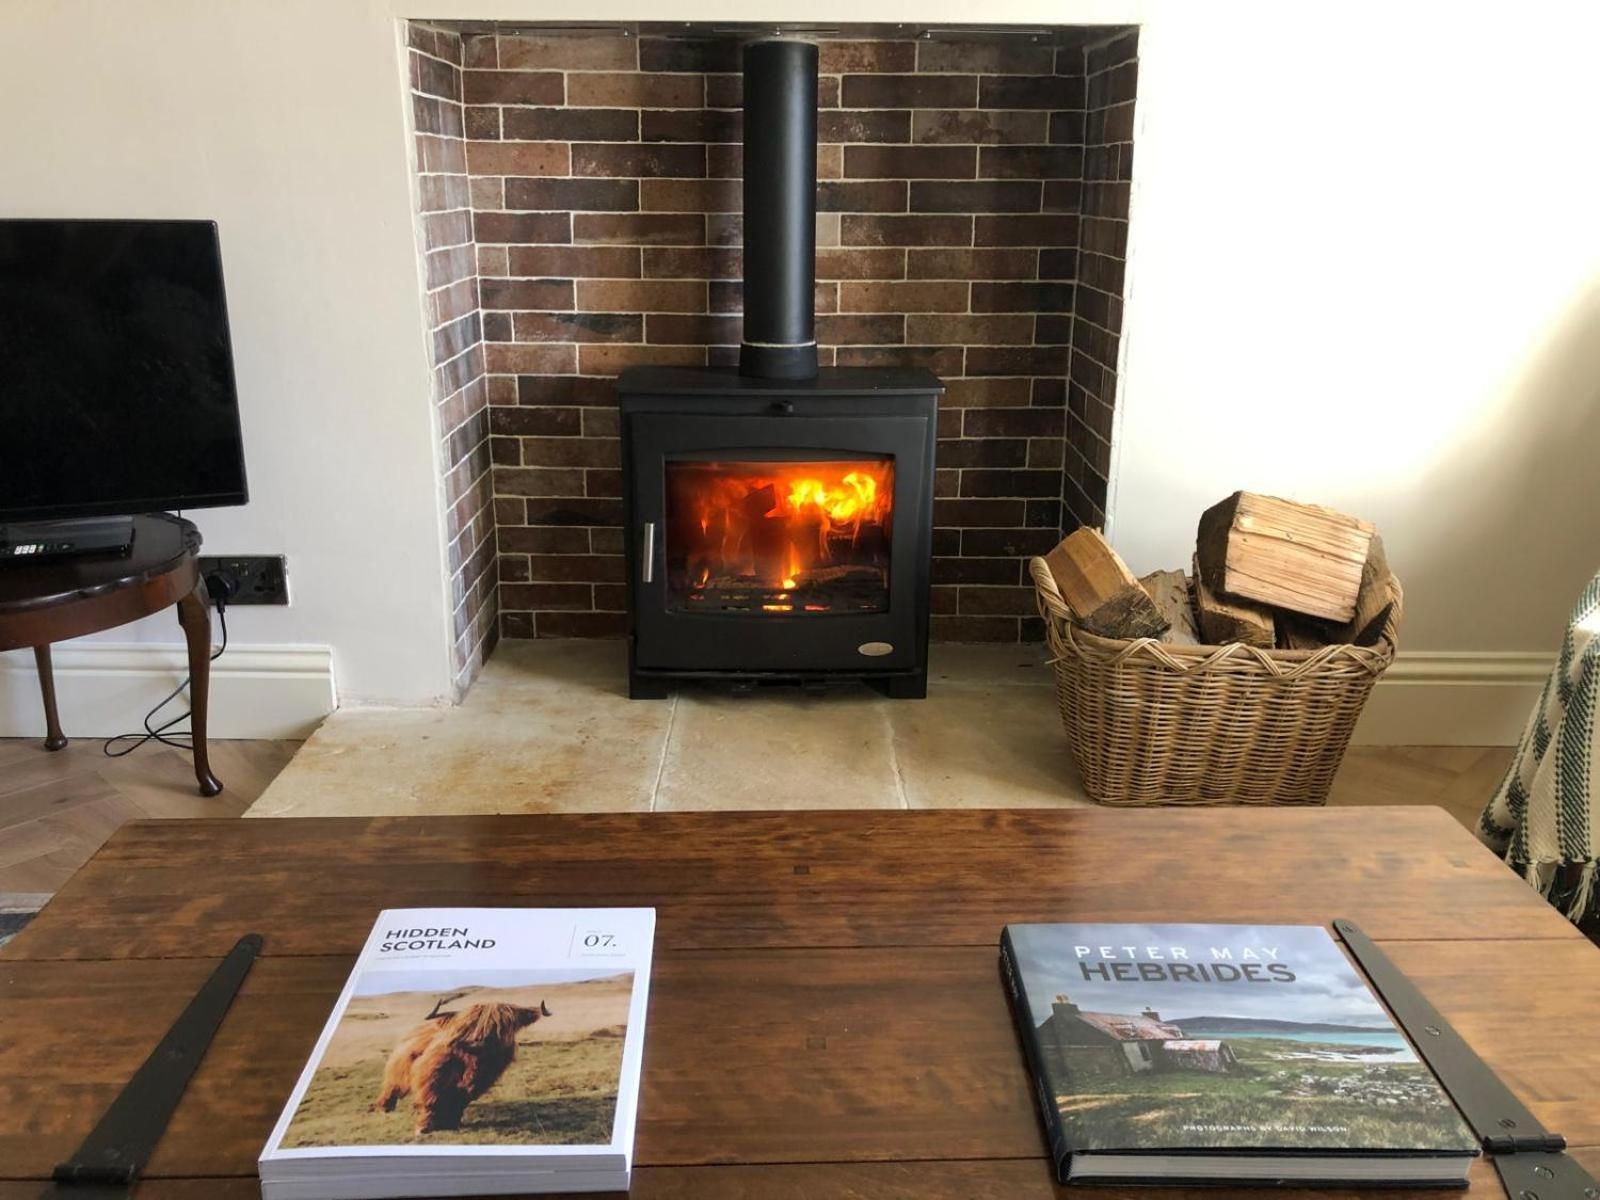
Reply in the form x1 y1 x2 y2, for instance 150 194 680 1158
664 458 894 616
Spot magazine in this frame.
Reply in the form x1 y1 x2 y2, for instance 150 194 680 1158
259 908 654 1199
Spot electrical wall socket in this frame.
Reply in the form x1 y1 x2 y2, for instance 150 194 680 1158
197 555 289 605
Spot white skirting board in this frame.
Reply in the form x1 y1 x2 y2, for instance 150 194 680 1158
0 643 335 740
1352 651 1551 746
0 643 1550 747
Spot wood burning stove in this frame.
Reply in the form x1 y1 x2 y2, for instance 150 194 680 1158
619 37 942 699
620 368 939 698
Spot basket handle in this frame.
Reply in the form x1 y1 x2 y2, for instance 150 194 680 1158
1029 556 1072 622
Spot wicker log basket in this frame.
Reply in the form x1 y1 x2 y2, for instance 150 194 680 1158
1029 558 1402 807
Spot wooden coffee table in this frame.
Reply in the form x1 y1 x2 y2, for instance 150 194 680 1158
1 807 1595 1199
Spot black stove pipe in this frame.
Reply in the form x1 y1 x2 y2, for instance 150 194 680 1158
739 39 819 381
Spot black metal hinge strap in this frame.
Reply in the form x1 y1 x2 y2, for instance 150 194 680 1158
1335 919 1600 1200
43 933 263 1197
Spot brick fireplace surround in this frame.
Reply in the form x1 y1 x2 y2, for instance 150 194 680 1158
406 22 1136 685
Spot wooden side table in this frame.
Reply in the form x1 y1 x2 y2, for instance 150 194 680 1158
0 513 221 796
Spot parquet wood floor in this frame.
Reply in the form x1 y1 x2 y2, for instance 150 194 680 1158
0 737 299 894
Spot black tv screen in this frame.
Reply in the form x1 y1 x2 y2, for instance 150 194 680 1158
0 219 248 523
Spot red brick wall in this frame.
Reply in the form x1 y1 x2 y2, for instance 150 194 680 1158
1063 29 1137 533
408 24 498 690
420 25 1135 644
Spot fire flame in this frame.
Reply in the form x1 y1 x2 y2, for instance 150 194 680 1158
787 471 879 525
671 460 894 591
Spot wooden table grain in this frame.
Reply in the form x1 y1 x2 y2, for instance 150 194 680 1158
1 807 1594 1200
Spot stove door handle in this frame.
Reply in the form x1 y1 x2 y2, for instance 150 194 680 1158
641 521 656 584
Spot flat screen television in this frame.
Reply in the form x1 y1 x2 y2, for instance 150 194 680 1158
0 218 248 524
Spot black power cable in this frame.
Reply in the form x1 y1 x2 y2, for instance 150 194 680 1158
102 574 233 759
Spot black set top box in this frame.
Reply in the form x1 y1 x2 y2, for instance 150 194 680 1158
1 516 137 562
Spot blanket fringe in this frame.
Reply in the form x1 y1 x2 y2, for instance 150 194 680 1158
1566 859 1598 921
1516 857 1600 925
1524 860 1555 897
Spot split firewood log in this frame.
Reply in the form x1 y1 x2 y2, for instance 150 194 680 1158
1192 554 1275 647
1333 533 1394 647
1139 570 1200 646
1196 491 1375 623
1041 528 1169 639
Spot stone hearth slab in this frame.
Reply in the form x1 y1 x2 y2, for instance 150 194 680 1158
653 689 899 811
889 680 1086 808
244 640 667 817
243 641 1090 817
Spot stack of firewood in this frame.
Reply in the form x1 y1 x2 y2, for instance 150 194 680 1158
1038 492 1392 651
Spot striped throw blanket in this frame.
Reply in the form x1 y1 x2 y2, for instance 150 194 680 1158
1479 572 1600 928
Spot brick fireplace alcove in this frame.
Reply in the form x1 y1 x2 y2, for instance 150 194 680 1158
404 21 1137 687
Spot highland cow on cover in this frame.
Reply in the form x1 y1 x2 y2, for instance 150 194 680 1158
1000 923 1476 1187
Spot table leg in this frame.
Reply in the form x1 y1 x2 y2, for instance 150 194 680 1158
176 585 223 797
33 644 68 751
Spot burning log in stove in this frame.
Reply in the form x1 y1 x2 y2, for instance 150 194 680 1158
686 563 890 615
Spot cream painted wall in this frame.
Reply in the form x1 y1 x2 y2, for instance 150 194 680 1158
5 0 1594 739
1111 3 1600 657
0 0 455 707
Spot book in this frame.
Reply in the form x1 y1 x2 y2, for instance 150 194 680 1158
999 923 1478 1187
259 908 655 1199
